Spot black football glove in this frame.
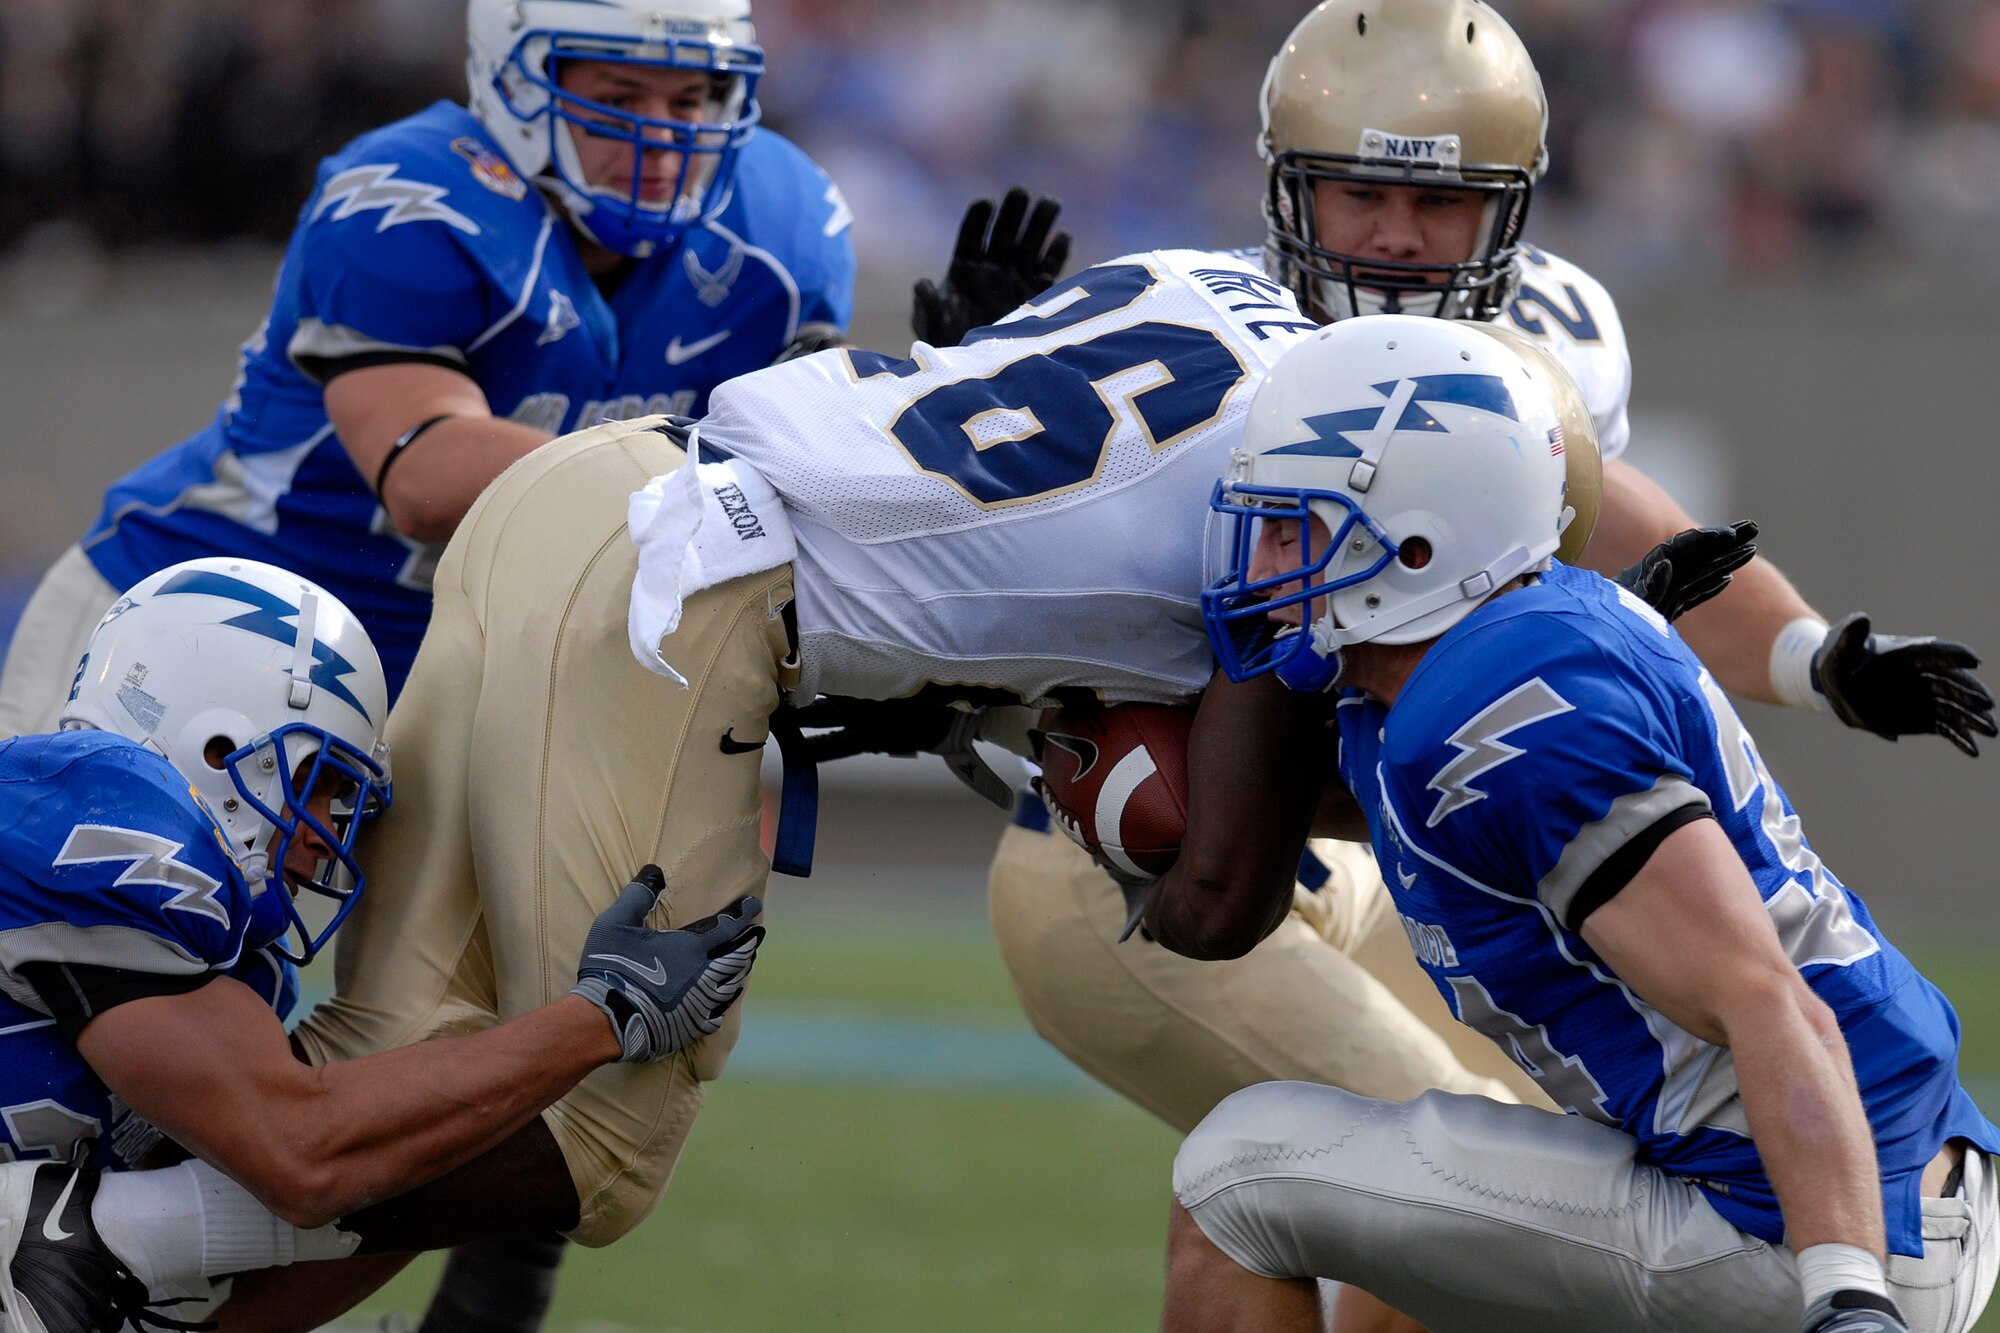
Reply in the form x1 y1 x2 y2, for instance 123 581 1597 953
1811 612 1998 757
1801 1289 1909 1333
911 187 1071 346
1612 521 1758 623
788 696 957 762
571 866 764 1063
787 697 1014 808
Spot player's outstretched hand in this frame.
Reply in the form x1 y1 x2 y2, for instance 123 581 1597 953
1613 520 1758 622
1812 612 1998 757
1801 1289 1909 1333
911 186 1071 346
571 865 764 1063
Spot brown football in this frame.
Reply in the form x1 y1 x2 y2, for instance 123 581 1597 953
1036 701 1195 878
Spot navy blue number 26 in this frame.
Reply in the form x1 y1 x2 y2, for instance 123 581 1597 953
847 264 1247 507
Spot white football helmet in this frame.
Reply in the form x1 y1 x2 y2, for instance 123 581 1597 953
1260 0 1549 322
58 559 392 963
1458 320 1601 565
1203 315 1573 690
467 0 763 258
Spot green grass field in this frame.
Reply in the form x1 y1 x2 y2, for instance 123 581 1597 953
337 918 2000 1333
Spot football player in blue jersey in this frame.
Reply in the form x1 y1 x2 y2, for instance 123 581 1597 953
0 0 856 734
959 10 1991 1326
1148 317 1999 1333
0 557 764 1333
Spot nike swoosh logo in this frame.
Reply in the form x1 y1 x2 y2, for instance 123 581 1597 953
589 952 671 986
666 330 732 365
1396 866 1417 890
1042 734 1100 782
41 1165 82 1243
719 729 766 755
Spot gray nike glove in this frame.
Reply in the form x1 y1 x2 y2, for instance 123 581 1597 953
571 865 764 1063
1801 1290 1908 1333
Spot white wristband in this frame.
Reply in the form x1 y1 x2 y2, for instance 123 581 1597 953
1769 616 1831 712
1796 1242 1889 1306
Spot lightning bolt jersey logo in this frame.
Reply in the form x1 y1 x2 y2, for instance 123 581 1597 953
314 164 480 236
1424 677 1574 828
53 826 230 928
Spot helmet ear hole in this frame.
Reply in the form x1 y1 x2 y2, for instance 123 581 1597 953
1399 538 1434 570
203 736 235 770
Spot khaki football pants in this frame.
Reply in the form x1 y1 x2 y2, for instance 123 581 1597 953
988 822 1550 1134
293 416 796 1246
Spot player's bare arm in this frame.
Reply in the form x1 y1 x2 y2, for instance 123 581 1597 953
1578 816 1887 1257
1142 672 1332 961
76 977 617 1228
1587 458 1817 701
1591 451 1995 755
326 361 555 543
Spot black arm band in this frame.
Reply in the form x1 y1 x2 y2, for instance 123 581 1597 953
374 413 455 496
1564 805 1716 931
19 961 217 1043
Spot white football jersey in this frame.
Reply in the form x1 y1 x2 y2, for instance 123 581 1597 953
1497 245 1633 462
694 250 1318 706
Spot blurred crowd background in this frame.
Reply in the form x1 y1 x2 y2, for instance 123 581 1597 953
3 0 1999 284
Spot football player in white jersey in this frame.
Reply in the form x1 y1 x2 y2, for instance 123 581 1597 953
963 6 1991 1329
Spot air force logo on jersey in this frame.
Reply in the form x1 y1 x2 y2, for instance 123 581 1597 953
1426 677 1574 827
315 164 480 236
685 245 745 308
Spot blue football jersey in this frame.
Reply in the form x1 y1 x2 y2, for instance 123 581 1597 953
0 731 295 1170
81 102 855 699
1335 562 1998 1255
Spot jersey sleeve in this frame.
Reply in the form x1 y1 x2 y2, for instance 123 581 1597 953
286 160 506 384
225 945 301 1022
745 132 857 340
1392 622 1711 931
0 747 255 1022
1507 248 1634 463
792 173 856 337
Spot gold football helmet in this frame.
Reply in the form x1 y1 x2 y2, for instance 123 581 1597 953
1459 321 1600 563
1261 0 1549 322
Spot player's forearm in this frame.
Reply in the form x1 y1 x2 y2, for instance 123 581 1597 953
1724 985 1886 1256
253 996 617 1226
373 415 555 542
1588 459 1817 702
1150 674 1325 959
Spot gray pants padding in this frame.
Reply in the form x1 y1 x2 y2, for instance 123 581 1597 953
1175 1082 1996 1333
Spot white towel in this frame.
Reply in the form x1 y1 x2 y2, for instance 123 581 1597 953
627 446 795 686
